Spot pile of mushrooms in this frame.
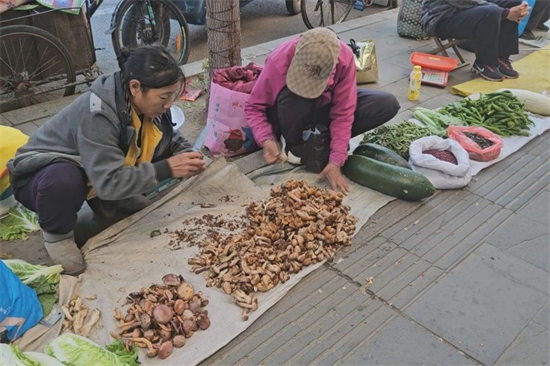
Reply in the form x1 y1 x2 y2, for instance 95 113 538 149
111 274 210 360
61 295 101 337
188 180 357 320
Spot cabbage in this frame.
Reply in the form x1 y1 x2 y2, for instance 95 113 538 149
3 259 62 285
3 259 63 316
46 334 140 366
0 344 63 366
0 344 25 366
24 352 64 366
0 207 39 241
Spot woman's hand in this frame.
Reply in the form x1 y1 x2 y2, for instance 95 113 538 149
167 152 206 178
508 2 530 23
319 163 350 195
263 140 283 164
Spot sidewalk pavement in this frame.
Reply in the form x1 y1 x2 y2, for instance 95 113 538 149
2 8 548 366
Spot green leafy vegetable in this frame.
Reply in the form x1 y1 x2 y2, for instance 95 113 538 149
3 259 63 316
361 121 432 159
3 259 62 285
46 334 140 366
0 344 64 366
106 340 140 366
413 107 466 137
25 351 65 366
0 207 39 241
29 275 58 317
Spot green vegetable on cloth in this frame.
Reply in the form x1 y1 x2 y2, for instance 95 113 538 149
361 121 433 159
413 107 466 137
0 344 64 366
3 259 63 317
440 91 533 137
0 207 39 241
46 334 140 366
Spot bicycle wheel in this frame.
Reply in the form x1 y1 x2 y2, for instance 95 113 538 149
301 0 354 29
112 0 191 65
286 0 302 15
0 25 76 112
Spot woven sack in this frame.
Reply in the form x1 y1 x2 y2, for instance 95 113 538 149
397 0 427 39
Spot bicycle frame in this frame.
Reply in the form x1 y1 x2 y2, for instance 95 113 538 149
85 0 104 20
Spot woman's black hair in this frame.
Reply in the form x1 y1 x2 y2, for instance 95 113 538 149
116 46 185 122
117 45 185 92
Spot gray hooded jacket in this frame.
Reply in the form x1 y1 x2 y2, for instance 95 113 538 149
7 73 191 201
421 0 491 36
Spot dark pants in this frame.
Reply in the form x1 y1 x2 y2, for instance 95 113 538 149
14 162 88 235
435 1 521 66
267 87 400 150
526 0 550 31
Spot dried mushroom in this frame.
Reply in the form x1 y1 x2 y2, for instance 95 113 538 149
188 180 357 320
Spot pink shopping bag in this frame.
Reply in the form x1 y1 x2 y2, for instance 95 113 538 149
204 81 259 157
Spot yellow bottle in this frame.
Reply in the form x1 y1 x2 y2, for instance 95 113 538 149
407 65 422 101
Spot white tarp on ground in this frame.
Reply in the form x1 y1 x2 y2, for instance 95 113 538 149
350 114 550 177
73 159 393 366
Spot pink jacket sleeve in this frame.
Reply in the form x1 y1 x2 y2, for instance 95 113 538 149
244 39 299 147
328 45 357 167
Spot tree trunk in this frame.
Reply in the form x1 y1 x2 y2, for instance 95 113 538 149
205 0 241 82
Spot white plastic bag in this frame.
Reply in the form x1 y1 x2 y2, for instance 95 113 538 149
409 136 472 189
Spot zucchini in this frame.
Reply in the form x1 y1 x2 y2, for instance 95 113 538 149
343 155 435 201
353 143 411 169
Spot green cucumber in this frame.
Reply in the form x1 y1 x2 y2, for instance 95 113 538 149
343 155 435 201
353 143 411 169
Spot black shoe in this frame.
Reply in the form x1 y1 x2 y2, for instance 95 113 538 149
520 30 537 40
537 24 549 32
471 62 504 82
498 58 520 79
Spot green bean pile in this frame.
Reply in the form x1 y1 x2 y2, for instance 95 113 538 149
361 121 432 159
440 91 533 137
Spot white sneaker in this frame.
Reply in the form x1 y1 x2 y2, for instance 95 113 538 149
280 136 303 165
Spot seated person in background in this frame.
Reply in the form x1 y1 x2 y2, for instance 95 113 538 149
245 28 400 195
422 0 530 81
521 0 549 39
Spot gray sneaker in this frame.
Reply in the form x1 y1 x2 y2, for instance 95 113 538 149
43 230 85 275
498 58 519 79
471 62 504 82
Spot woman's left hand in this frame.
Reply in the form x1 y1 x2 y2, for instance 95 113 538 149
319 163 350 195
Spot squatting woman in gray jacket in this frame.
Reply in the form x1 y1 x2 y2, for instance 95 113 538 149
8 46 205 275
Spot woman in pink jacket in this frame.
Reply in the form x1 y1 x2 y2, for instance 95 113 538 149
245 28 399 195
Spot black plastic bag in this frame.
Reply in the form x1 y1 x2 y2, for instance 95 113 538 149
301 124 331 173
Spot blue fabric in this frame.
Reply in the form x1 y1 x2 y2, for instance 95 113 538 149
519 0 537 34
0 261 42 340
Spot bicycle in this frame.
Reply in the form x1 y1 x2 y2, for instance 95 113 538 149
0 8 79 111
93 0 191 65
301 0 375 29
0 0 190 111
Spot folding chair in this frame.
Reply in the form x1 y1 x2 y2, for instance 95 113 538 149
428 37 470 69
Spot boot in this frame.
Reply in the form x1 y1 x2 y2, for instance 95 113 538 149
43 230 85 276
